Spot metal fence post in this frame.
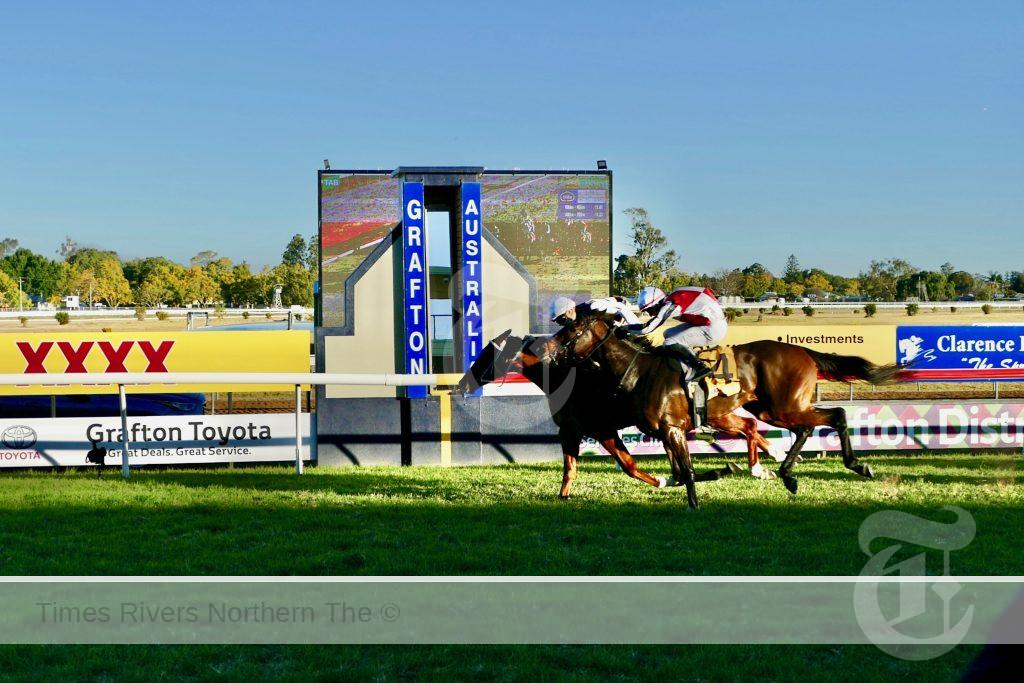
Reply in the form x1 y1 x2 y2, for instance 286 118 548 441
118 384 131 479
295 383 304 475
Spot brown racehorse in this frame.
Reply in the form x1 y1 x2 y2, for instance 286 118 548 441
546 313 901 501
455 331 741 501
707 338 900 493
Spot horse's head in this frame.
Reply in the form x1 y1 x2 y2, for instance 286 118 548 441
454 329 522 394
542 313 616 366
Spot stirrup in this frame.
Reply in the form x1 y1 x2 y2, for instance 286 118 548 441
689 364 713 383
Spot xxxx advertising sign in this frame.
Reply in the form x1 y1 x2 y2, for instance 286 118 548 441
0 331 310 395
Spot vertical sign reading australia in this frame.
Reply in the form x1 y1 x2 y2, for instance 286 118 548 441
461 182 483 372
402 182 429 398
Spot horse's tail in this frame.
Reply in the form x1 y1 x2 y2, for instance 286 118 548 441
803 347 902 385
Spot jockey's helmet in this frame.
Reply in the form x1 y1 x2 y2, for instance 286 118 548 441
549 296 578 324
637 286 666 312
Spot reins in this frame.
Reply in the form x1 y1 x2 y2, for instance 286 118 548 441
616 346 645 392
558 318 647 393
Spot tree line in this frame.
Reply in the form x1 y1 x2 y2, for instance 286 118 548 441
612 209 1022 302
0 235 317 310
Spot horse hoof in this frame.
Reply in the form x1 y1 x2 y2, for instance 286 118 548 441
858 464 874 479
559 494 570 500
726 462 743 475
782 476 798 495
763 469 778 481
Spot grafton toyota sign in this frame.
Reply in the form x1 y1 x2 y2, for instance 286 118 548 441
0 331 310 395
1 425 38 450
0 414 311 468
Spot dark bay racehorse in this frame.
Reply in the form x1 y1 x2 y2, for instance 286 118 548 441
546 313 901 502
454 330 741 501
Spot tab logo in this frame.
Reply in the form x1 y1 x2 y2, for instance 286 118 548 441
15 340 175 374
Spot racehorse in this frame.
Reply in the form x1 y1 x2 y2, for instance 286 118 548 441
454 330 743 501
546 313 902 501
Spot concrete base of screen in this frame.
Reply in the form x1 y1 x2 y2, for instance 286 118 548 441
314 395 562 467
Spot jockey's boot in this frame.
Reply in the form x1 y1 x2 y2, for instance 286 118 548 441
670 345 714 383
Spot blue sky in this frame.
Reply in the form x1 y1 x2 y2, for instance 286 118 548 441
1 1 1020 276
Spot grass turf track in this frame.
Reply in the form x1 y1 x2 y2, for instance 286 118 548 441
0 454 1019 576
0 453 1018 680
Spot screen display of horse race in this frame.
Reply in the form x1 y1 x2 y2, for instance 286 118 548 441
319 171 611 330
481 173 611 330
319 173 401 328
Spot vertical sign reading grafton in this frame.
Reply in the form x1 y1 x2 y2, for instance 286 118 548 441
461 182 483 372
402 181 429 398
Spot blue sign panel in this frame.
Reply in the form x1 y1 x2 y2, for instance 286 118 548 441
461 182 484 373
401 182 429 398
897 326 1024 376
556 188 607 220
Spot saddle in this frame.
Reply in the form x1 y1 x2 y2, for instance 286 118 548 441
651 345 730 382
653 346 725 436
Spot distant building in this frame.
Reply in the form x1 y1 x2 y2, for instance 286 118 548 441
62 295 80 309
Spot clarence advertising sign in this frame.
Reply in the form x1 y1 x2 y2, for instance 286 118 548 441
0 414 311 469
897 326 1024 380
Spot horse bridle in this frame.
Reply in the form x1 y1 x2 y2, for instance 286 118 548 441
552 317 617 365
554 317 646 392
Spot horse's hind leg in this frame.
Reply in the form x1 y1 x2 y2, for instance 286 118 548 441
664 425 699 509
601 435 666 488
827 406 872 479
779 427 811 495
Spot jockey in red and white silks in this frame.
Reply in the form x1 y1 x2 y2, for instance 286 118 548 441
626 285 727 382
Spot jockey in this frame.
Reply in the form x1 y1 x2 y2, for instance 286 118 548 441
626 285 727 382
550 294 641 327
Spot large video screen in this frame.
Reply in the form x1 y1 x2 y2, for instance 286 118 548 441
320 173 400 328
481 173 611 329
318 171 611 332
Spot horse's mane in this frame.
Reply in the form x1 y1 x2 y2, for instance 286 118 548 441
576 311 658 355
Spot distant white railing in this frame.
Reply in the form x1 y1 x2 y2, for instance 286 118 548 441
0 372 457 479
745 300 1024 310
0 307 314 320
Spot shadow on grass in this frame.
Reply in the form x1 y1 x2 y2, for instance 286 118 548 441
769 454 1021 486
0 481 1020 576
0 644 984 683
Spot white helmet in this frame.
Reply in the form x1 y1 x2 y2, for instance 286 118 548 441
637 286 666 312
549 296 577 322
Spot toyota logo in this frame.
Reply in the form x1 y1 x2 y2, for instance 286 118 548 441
2 425 38 450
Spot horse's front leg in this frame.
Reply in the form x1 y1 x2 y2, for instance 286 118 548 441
601 434 666 488
559 428 581 499
707 409 774 480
